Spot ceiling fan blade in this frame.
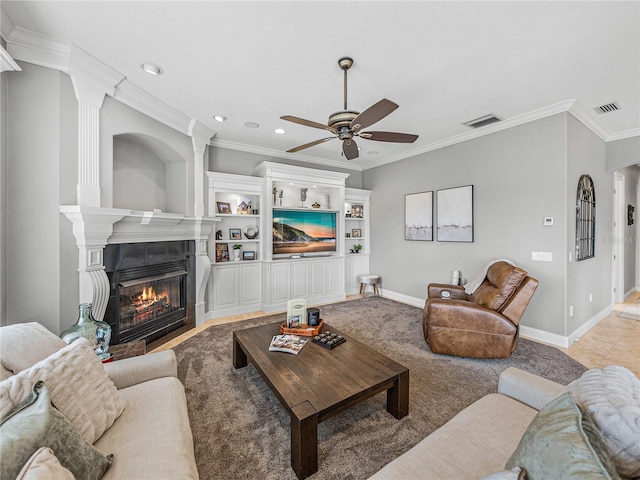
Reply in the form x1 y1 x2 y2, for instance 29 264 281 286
350 99 399 132
286 136 335 153
359 131 419 143
342 139 359 160
281 115 337 134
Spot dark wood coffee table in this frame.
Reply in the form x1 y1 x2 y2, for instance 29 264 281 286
233 321 409 479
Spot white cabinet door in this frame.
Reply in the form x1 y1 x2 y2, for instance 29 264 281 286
213 265 239 309
270 262 290 303
309 261 325 296
345 255 369 294
291 262 309 298
326 257 344 295
239 263 262 305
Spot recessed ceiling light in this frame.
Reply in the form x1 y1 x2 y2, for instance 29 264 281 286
244 122 260 129
140 62 163 76
274 128 286 135
213 115 227 122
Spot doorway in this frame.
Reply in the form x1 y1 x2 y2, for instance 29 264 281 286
613 171 625 303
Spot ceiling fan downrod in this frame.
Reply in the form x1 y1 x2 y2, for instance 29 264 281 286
338 56 353 111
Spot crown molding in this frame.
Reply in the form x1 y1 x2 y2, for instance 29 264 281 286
0 44 20 72
606 127 640 142
6 26 70 72
210 139 364 172
567 100 610 141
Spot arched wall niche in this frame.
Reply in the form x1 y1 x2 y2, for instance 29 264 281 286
112 132 188 214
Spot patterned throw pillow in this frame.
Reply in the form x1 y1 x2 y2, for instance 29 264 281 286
564 365 640 478
506 392 620 480
0 381 112 480
0 338 125 444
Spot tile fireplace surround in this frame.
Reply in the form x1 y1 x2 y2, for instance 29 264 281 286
60 206 217 341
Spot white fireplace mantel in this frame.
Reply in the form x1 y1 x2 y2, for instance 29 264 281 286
60 205 219 325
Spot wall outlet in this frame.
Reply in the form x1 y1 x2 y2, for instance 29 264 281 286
569 305 574 317
589 293 593 302
532 251 553 262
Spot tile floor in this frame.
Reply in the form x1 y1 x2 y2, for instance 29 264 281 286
154 295 640 377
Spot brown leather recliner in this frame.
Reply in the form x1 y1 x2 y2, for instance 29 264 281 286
423 261 538 359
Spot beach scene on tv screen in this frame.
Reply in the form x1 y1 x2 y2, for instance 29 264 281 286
273 210 336 254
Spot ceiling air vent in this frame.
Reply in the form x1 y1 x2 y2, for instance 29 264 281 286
463 113 503 129
594 102 620 114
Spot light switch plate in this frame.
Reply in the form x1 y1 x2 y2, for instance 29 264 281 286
532 251 553 262
544 217 554 226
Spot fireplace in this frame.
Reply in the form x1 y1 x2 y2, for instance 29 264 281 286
104 240 195 346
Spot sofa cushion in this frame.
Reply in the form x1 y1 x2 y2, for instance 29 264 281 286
0 338 125 444
368 393 537 480
506 392 620 480
0 322 66 374
16 447 75 480
0 381 112 480
564 365 640 478
94 376 199 480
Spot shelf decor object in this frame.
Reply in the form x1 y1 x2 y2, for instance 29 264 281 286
243 225 259 239
436 185 474 243
405 191 433 241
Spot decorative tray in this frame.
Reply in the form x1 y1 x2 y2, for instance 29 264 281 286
279 319 323 336
312 331 346 349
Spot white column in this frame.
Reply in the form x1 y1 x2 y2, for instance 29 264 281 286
188 120 216 325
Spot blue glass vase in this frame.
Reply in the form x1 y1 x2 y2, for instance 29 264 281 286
61 303 112 360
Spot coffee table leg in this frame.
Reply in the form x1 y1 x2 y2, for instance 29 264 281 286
387 369 409 419
232 333 247 369
290 401 318 480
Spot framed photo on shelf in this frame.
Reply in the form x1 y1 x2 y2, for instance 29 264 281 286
215 243 229 262
229 228 242 240
352 228 362 238
351 204 364 218
242 251 256 260
216 201 231 214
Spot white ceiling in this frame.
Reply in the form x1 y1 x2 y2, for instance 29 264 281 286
2 1 639 170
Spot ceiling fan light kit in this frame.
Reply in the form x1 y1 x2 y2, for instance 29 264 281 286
281 56 419 160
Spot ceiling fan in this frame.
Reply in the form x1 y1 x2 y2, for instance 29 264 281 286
281 56 419 160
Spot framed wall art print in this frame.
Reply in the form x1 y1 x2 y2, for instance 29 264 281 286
405 191 433 241
436 185 474 242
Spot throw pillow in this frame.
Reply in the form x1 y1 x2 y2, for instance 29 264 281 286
480 466 527 480
564 365 640 478
0 381 112 480
0 322 66 374
506 392 621 480
16 447 75 480
0 337 125 444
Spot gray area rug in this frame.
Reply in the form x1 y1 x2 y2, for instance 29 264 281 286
173 297 586 480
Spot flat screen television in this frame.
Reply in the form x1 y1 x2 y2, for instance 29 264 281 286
273 208 337 257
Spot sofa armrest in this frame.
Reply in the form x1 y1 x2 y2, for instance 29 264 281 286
103 350 177 390
427 283 466 300
498 367 564 410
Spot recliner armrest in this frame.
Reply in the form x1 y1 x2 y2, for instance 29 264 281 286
427 283 466 299
103 350 178 390
498 367 564 410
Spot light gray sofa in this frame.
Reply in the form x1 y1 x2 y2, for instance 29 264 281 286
0 323 198 479
369 366 638 480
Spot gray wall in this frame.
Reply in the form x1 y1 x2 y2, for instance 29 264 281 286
621 165 640 295
0 54 8 324
566 115 611 336
4 62 78 332
606 136 640 172
363 113 611 337
210 147 363 188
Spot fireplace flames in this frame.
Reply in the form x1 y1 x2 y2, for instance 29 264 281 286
120 283 173 331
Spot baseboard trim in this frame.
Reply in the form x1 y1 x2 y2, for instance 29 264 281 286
380 289 425 308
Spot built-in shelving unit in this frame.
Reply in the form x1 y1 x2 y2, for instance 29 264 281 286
206 172 264 318
345 187 372 295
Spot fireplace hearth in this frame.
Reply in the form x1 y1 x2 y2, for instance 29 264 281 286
104 241 195 346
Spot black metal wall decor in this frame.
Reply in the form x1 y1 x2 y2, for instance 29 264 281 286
576 174 596 261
